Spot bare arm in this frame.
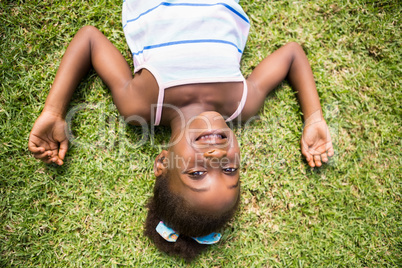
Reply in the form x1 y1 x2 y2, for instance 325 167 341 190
244 42 334 167
244 42 319 120
43 26 133 117
29 26 134 165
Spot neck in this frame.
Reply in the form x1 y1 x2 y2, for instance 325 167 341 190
169 104 208 136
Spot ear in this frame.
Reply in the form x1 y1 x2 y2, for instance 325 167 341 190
154 150 168 177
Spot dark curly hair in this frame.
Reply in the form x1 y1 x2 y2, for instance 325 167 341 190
144 172 240 261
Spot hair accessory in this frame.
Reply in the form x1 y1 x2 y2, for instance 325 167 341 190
156 221 221 245
156 221 179 242
191 232 222 244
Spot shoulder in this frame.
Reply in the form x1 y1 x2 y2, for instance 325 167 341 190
237 79 266 122
112 69 159 124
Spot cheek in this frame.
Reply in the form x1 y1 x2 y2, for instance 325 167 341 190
167 150 194 171
167 172 187 196
227 150 241 166
227 138 240 158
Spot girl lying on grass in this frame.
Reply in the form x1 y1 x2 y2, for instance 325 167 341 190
28 0 334 261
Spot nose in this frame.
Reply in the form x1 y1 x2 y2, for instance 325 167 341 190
204 149 227 159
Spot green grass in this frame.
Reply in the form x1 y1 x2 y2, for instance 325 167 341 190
1 0 401 266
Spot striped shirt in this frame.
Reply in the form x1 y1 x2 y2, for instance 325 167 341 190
122 0 250 124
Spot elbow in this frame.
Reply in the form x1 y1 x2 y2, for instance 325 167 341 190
285 41 303 50
286 41 307 54
284 42 307 62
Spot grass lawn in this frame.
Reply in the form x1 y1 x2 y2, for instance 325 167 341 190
0 0 400 266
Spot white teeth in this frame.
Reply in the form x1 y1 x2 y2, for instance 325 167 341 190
199 134 224 140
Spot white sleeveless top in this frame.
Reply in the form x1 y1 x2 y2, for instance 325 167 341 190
122 0 250 125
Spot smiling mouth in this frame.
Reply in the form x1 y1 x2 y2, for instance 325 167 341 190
195 132 227 142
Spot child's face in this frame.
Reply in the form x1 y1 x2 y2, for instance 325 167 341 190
165 111 240 214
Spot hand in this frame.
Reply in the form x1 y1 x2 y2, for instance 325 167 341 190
301 117 334 167
28 111 68 165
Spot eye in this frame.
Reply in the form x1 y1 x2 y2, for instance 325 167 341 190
188 171 206 178
223 168 238 174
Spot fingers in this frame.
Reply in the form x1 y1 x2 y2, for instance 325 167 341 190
33 151 64 165
28 145 45 154
311 150 335 167
32 150 52 160
28 136 51 161
301 140 334 168
30 144 67 166
305 153 315 167
32 151 57 165
301 141 315 167
44 149 65 165
320 152 328 163
58 139 69 161
28 139 45 154
313 154 322 167
47 140 68 166
327 143 335 157
28 114 69 166
51 156 64 166
319 140 334 164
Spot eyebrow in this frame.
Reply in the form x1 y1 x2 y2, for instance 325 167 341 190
184 180 239 192
187 185 209 192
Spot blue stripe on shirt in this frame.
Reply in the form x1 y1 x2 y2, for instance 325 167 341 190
132 39 243 55
123 2 250 28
